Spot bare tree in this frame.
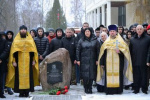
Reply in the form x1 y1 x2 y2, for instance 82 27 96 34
0 0 18 33
70 0 85 27
16 0 43 30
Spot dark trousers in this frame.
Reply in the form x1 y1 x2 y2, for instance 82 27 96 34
83 79 93 90
0 72 5 95
76 64 80 83
133 65 148 91
3 73 12 93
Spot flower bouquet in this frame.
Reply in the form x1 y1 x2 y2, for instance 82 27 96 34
49 86 68 95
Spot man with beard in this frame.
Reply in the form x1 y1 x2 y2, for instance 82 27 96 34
49 28 64 53
6 25 40 97
130 25 150 94
62 28 76 84
97 25 133 95
34 27 49 63
0 31 9 98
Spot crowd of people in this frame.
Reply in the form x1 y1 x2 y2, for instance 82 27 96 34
0 22 150 98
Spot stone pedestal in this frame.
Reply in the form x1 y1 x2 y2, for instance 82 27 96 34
40 48 72 91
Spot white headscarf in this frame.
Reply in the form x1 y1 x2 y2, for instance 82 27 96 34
100 32 108 42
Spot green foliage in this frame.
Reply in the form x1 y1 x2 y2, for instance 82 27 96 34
46 0 67 31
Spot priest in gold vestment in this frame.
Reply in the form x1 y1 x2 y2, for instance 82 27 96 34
6 25 40 97
96 25 133 94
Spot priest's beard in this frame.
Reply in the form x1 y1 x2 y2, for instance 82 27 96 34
20 32 27 38
110 35 116 39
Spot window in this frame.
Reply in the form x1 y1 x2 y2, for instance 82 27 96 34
118 6 126 26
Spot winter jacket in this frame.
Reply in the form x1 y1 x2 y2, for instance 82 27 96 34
0 35 9 73
34 34 49 58
76 34 100 80
49 28 64 53
62 36 76 64
130 33 150 67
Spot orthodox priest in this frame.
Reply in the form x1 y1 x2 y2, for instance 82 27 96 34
96 25 133 95
6 25 40 97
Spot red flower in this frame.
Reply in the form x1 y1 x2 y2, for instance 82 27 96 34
56 91 61 95
65 89 68 93
61 90 66 94
64 86 68 89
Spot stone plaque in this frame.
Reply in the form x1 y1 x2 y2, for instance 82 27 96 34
47 61 63 84
40 48 72 91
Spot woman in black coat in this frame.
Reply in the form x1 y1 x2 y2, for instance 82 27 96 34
76 28 100 94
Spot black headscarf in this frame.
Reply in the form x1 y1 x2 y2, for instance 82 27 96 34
83 28 95 41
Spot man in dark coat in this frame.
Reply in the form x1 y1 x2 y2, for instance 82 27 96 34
62 28 76 84
0 31 9 98
49 28 64 53
34 27 49 63
130 25 150 94
76 28 100 94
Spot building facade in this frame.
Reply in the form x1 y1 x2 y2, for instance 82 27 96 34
86 0 150 29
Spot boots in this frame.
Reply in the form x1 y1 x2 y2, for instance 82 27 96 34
19 91 29 97
83 80 88 93
87 80 93 94
0 94 6 98
84 79 93 94
24 92 29 97
19 93 24 97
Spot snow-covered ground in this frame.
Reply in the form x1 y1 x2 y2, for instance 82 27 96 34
3 85 150 100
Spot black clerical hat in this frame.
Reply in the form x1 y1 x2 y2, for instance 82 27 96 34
19 25 27 30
